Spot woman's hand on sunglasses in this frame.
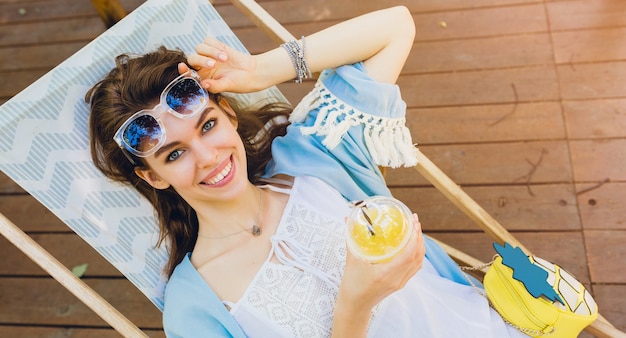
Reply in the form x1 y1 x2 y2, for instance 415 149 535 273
186 36 258 93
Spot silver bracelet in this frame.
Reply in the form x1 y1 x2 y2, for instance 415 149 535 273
281 36 312 83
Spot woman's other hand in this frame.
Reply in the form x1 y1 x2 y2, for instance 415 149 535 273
332 213 425 337
185 36 258 93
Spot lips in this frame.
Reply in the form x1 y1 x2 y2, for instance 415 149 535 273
201 158 233 185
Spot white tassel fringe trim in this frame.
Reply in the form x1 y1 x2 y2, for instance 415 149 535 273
290 82 418 168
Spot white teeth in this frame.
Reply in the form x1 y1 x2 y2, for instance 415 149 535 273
204 161 232 185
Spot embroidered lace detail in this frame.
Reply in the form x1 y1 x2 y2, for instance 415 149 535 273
241 202 346 337
233 177 381 337
290 81 418 168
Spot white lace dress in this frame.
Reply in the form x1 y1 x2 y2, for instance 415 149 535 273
227 175 527 338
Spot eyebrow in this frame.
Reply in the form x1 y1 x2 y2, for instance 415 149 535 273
196 107 215 129
153 107 215 159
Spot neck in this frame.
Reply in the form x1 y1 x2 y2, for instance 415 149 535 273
196 183 263 238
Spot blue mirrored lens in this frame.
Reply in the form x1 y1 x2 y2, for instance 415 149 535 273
166 78 205 115
123 114 162 153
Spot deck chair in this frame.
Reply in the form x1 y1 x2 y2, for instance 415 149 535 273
0 0 622 337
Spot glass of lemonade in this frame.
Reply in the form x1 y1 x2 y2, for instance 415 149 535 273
346 196 413 263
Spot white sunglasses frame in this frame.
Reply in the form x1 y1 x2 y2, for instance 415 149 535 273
112 70 209 159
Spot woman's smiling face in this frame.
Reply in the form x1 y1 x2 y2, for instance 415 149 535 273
134 99 249 206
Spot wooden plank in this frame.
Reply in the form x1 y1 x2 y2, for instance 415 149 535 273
412 149 530 253
558 61 626 101
0 213 149 337
218 0 547 33
276 66 561 109
552 27 626 64
413 4 547 41
390 184 580 232
429 231 590 285
0 1 95 24
406 33 554 74
592 285 626 335
547 0 626 31
0 42 86 72
0 0 38 4
218 1 551 51
0 277 161 328
0 171 24 193
397 67 560 108
0 68 49 98
217 0 403 29
0 17 106 47
577 182 626 230
230 26 282 53
0 326 164 338
563 99 626 139
0 195 68 232
585 230 626 283
386 141 573 186
0 233 122 276
570 139 626 182
401 0 543 12
229 0 296 44
0 0 143 24
0 1 96 24
408 102 565 144
276 81 316 106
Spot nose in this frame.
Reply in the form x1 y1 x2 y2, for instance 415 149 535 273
192 140 218 169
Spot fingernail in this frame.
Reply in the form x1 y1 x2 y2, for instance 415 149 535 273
218 52 227 61
206 59 216 67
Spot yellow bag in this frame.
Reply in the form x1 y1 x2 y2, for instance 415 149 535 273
483 243 598 337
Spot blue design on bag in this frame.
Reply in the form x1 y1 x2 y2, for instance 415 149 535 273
494 242 564 305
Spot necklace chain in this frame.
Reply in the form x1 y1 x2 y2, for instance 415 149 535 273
197 187 263 240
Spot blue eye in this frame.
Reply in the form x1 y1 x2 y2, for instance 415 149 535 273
203 119 216 133
167 150 183 162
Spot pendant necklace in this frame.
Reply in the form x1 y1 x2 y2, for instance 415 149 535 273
197 188 263 240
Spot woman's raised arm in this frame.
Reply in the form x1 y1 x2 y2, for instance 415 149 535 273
187 6 415 93
297 6 415 84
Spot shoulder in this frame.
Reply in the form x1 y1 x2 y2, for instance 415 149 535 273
162 254 205 321
163 254 245 337
163 254 197 297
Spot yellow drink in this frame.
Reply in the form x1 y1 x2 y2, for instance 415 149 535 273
346 196 413 263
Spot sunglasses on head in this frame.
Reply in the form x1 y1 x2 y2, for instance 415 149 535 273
113 70 214 160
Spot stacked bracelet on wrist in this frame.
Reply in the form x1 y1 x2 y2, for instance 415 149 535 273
281 36 312 83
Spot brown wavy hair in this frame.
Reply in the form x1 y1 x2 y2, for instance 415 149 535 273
85 46 290 276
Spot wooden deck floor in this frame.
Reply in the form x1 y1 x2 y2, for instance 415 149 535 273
1 0 625 336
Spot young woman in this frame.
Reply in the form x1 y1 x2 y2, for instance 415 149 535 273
87 6 527 337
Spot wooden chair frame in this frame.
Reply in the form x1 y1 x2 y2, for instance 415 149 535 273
0 0 623 337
